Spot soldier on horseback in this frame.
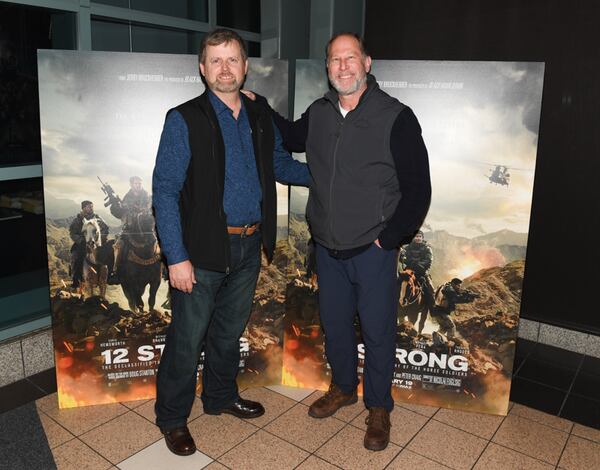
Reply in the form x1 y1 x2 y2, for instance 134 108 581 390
399 230 434 306
105 176 152 284
69 200 109 288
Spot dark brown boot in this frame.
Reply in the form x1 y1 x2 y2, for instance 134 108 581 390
308 383 358 418
364 407 391 451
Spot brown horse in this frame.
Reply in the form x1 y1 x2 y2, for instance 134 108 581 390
81 219 108 300
397 269 430 334
120 211 162 313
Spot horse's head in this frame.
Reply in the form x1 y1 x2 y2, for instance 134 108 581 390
398 269 419 306
82 218 101 248
129 210 157 244
136 211 156 233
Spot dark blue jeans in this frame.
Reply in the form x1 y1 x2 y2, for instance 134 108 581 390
316 242 398 411
155 232 261 431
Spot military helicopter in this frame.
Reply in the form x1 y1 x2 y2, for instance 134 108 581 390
487 165 511 186
484 163 531 187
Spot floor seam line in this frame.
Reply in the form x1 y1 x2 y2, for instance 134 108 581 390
25 376 51 396
430 415 502 442
554 429 573 468
492 414 566 465
381 445 403 469
308 421 356 466
53 405 130 439
513 374 573 394
37 408 77 441
264 386 316 403
508 408 574 433
392 411 453 469
113 434 164 467
70 436 115 467
470 413 507 469
557 353 586 417
213 420 261 460
260 416 339 457
19 339 26 382
492 440 565 467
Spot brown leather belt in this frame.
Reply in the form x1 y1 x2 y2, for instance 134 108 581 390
227 223 260 237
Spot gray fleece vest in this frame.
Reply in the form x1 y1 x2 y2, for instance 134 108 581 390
305 81 405 250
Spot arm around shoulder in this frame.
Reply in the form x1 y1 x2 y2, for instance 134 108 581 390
254 92 310 153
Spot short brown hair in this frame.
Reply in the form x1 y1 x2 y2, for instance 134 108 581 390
325 32 369 60
199 28 248 64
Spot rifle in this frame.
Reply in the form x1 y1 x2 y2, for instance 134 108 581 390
98 176 121 207
461 289 480 302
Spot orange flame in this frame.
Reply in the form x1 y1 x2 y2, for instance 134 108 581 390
58 390 89 408
57 373 158 409
281 366 306 388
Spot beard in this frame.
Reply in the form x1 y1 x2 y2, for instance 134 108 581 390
207 74 241 93
329 71 367 96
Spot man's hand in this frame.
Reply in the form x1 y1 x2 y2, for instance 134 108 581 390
240 89 256 101
168 260 196 293
374 239 382 248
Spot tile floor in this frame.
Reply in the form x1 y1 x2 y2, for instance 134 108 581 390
511 340 600 427
1 337 599 469
0 384 597 469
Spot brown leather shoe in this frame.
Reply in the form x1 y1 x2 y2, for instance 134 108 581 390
308 383 358 418
364 407 391 451
163 426 196 456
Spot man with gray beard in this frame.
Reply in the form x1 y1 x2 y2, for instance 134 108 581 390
256 32 431 450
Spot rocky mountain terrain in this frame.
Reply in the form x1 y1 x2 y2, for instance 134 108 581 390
46 219 73 287
397 260 524 392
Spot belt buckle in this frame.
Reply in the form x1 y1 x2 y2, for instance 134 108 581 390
240 223 250 238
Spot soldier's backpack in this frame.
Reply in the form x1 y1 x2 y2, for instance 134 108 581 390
434 285 449 308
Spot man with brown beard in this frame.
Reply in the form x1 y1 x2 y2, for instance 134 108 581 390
152 29 309 456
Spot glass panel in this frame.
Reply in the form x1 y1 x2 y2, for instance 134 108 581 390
91 18 131 52
0 177 46 277
92 19 205 55
0 3 75 334
93 0 209 22
93 0 129 7
217 0 261 33
0 176 50 329
132 24 204 54
131 0 208 22
248 41 261 57
0 3 76 167
0 269 50 330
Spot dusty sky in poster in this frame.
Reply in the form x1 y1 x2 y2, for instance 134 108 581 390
38 50 290 223
291 60 544 239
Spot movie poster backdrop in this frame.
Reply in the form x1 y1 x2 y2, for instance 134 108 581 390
39 51 289 408
283 60 544 415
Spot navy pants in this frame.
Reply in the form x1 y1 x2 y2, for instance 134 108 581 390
316 242 398 411
155 232 261 431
